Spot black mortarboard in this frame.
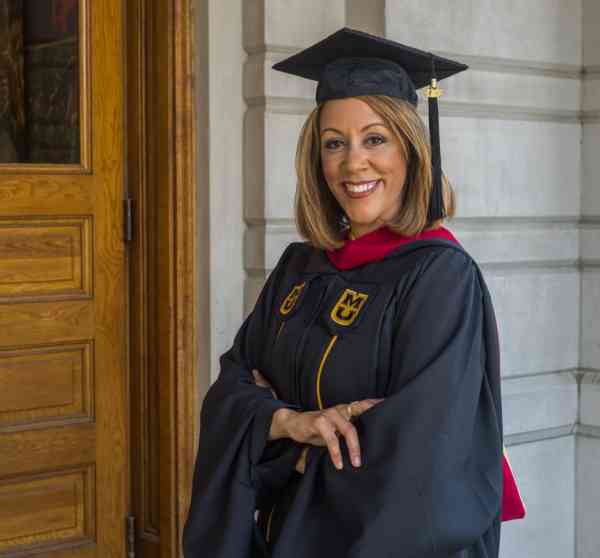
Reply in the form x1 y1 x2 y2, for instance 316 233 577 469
272 27 468 223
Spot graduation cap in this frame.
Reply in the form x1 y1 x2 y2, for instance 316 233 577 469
272 27 468 223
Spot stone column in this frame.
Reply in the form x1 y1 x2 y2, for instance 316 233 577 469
578 2 600 556
242 0 346 310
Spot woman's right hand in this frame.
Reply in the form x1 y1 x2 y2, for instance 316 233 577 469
274 399 384 471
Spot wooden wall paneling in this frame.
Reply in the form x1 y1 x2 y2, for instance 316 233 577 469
127 0 198 556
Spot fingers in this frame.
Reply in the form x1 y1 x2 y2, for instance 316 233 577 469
348 398 384 419
314 413 346 470
283 397 388 471
315 407 361 470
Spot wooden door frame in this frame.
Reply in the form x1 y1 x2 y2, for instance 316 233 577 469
127 0 198 556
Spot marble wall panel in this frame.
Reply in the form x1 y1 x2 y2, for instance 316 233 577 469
580 227 600 262
450 223 579 266
502 372 578 437
245 109 305 222
583 0 600 67
243 0 345 51
244 51 317 102
486 270 579 377
386 0 582 66
500 436 575 558
581 271 600 370
583 78 600 113
576 436 600 558
582 123 600 218
345 0 384 36
443 70 580 114
441 117 581 219
580 373 600 427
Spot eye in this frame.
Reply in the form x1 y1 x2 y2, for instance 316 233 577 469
365 134 386 146
323 138 344 150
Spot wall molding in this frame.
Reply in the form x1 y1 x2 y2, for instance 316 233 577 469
506 424 600 446
582 110 600 123
245 218 598 275
581 260 600 269
505 424 575 446
583 65 600 80
246 215 597 231
245 95 582 123
246 96 314 115
244 44 298 57
575 424 600 439
427 101 581 123
451 216 580 230
580 216 600 227
246 44 584 80
433 50 582 80
480 260 579 273
503 368 579 382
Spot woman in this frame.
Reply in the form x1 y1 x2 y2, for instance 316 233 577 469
183 28 505 558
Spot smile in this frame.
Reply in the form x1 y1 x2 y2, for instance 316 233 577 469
343 180 381 198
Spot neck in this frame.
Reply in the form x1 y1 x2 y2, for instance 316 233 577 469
349 223 385 240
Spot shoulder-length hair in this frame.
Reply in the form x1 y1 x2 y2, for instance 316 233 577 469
294 95 455 251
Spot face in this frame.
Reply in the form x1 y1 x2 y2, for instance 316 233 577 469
319 97 407 239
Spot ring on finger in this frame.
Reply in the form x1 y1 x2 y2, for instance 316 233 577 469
346 401 359 421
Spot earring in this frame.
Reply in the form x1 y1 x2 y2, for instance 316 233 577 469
339 213 350 231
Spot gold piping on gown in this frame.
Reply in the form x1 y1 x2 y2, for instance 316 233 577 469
316 335 338 410
266 334 338 542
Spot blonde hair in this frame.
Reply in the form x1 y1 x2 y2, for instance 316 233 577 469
294 95 455 250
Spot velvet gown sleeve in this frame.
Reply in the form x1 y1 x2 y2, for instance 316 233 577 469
182 244 305 558
273 247 503 558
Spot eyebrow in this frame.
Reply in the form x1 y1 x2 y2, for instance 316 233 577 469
320 122 387 135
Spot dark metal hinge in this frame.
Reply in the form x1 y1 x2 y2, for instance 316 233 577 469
124 198 134 242
127 514 136 558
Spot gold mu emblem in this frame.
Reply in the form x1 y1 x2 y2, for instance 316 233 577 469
330 288 369 326
280 282 305 315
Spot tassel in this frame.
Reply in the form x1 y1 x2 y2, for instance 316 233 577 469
426 55 445 222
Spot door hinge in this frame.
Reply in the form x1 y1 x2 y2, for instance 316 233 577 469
127 514 136 558
124 198 134 242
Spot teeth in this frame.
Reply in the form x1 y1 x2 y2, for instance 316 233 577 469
344 180 379 193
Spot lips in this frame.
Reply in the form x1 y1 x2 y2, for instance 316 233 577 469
343 179 381 199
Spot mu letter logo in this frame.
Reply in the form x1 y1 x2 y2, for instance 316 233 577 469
280 282 305 315
330 288 368 326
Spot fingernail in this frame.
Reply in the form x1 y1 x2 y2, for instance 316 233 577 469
353 456 361 467
336 461 343 470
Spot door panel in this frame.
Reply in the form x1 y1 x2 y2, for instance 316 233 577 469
0 1 127 556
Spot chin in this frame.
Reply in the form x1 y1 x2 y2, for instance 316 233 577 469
346 211 383 227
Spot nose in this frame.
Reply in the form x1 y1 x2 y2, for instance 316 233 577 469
342 142 369 174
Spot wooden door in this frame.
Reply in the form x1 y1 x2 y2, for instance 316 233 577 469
0 1 128 557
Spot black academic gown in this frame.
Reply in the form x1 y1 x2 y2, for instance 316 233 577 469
182 239 504 558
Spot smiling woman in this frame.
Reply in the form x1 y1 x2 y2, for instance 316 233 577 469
320 98 409 238
295 94 455 250
182 28 517 558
